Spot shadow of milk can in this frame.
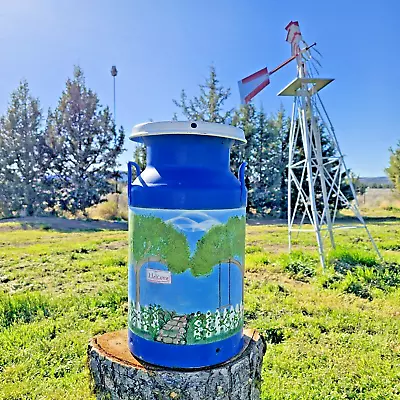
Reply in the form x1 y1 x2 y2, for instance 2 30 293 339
127 121 247 368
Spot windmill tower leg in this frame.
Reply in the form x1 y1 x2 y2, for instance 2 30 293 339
298 93 326 268
287 100 297 253
308 99 335 250
314 94 382 260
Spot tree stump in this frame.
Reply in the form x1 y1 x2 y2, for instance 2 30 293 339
88 329 266 400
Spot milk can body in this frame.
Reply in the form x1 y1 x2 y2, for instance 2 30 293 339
128 121 247 368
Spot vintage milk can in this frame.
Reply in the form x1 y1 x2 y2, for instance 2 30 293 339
128 121 247 368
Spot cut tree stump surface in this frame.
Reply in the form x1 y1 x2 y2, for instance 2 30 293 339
88 329 266 400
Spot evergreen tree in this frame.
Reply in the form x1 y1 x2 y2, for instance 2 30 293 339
46 66 125 214
0 81 52 217
173 65 233 123
173 66 248 199
231 104 258 211
273 109 293 218
386 142 400 192
254 107 286 216
133 144 147 172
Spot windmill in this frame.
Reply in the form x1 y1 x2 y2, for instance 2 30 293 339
238 21 381 268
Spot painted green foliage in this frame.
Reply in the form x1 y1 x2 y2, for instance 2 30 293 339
130 213 245 277
190 216 246 276
130 213 190 274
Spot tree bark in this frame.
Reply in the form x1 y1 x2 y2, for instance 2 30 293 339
88 329 266 400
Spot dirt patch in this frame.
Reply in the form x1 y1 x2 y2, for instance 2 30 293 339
245 269 308 288
0 217 128 232
98 240 127 250
0 216 290 233
247 217 287 226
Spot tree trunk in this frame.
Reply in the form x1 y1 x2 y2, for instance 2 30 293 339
218 262 221 308
228 259 231 305
218 258 243 273
88 329 266 400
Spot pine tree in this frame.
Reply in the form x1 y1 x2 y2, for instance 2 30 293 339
386 142 400 192
173 66 248 196
46 66 125 214
171 66 353 218
173 66 233 123
252 107 284 216
133 144 147 172
172 66 284 215
273 109 292 218
231 104 258 211
0 81 52 217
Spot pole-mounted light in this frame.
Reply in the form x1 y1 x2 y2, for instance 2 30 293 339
111 66 118 122
111 66 119 194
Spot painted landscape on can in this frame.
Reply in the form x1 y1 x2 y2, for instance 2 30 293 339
128 207 245 345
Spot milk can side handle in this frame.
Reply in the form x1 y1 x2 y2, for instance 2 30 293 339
127 161 141 203
238 162 247 207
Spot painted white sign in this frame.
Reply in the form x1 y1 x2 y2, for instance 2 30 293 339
146 269 172 284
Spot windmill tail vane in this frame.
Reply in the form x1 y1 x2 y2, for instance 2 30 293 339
238 21 320 104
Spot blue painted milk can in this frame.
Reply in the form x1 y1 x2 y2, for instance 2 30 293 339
128 121 247 368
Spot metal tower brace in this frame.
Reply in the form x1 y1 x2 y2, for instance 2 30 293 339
279 75 382 268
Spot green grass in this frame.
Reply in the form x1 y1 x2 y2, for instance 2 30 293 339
0 219 400 398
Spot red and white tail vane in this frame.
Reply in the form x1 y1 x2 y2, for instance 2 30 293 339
238 67 270 104
238 21 317 104
285 21 303 54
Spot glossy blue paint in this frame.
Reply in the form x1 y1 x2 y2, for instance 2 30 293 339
128 123 247 368
128 328 244 369
128 135 247 209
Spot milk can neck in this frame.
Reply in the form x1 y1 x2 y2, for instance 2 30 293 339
143 135 232 169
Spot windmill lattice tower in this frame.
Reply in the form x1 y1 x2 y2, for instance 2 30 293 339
277 24 381 268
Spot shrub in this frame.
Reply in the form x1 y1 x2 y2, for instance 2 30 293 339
86 192 128 221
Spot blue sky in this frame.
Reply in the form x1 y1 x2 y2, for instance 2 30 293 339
0 0 398 176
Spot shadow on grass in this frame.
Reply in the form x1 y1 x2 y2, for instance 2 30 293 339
0 216 128 232
247 215 400 226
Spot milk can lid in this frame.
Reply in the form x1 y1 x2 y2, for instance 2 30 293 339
130 121 246 143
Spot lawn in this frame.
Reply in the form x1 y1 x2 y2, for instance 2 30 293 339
0 218 399 399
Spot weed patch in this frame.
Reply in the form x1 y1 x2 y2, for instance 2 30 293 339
0 292 51 329
323 248 400 299
279 251 317 281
